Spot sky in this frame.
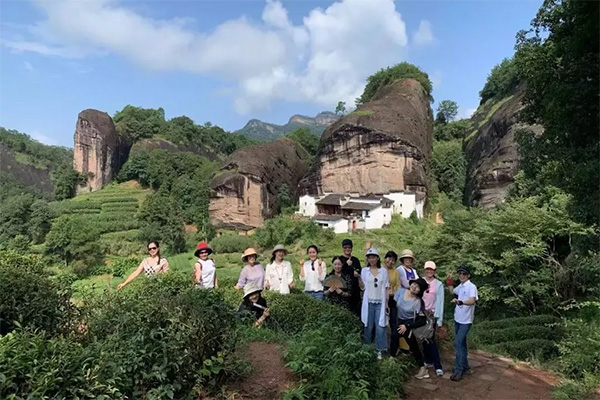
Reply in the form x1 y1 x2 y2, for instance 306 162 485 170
0 0 543 148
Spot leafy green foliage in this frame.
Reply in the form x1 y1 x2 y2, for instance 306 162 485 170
113 105 166 141
431 139 466 201
434 118 471 141
0 127 72 170
335 101 346 115
51 163 85 200
45 215 103 268
0 251 74 335
357 62 433 106
514 0 599 226
479 58 520 103
0 192 53 250
255 215 335 250
487 339 558 361
277 184 293 210
286 128 320 156
210 235 256 254
476 314 559 330
137 191 187 254
435 100 459 123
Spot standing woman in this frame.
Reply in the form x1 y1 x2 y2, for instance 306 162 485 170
235 248 265 290
397 249 419 289
422 261 444 376
299 245 326 300
384 251 402 357
359 248 389 359
117 241 169 290
194 242 218 289
265 244 294 294
323 256 353 309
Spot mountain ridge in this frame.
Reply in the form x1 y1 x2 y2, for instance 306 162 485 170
235 111 338 141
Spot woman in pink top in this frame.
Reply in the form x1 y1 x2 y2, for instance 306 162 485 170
235 248 265 290
422 261 444 376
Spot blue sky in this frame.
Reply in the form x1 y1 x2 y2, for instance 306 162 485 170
0 0 542 148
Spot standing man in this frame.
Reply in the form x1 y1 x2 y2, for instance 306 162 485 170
339 238 361 317
447 265 478 382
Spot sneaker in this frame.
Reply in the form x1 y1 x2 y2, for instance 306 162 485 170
464 367 473 375
424 363 434 368
377 352 383 360
415 367 430 380
450 373 463 382
436 369 444 376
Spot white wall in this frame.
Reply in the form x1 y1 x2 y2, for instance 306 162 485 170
298 194 317 217
315 218 348 234
415 198 424 218
383 192 418 218
364 206 385 230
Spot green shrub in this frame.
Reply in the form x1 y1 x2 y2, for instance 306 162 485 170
0 251 74 335
479 57 520 103
357 62 433 105
487 339 558 361
476 315 558 330
557 303 600 379
255 215 335 250
109 258 139 277
99 197 139 204
210 235 256 254
474 325 561 345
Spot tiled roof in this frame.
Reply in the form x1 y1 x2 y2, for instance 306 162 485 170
341 202 381 211
315 194 346 205
313 214 347 221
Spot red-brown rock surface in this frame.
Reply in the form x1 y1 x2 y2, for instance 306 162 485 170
73 109 131 192
299 79 433 197
209 138 309 229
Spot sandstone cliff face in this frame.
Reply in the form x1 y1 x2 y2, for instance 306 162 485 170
0 144 54 194
209 138 309 229
464 87 543 208
73 109 131 193
300 79 433 196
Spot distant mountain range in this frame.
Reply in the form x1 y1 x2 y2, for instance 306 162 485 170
235 112 338 141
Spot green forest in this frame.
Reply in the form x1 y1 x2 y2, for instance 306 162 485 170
1 1 598 399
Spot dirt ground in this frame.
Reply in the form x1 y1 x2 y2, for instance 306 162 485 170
404 348 559 400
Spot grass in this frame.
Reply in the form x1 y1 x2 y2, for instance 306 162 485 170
465 94 515 142
351 110 375 116
14 151 47 169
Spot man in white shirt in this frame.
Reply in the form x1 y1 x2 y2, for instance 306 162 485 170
446 265 478 382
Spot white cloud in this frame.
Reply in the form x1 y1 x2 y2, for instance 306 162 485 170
460 107 477 119
23 61 34 71
412 20 435 46
5 0 411 113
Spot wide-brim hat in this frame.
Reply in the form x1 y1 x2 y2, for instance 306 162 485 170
399 249 416 262
194 242 213 257
365 247 380 257
409 277 429 296
241 248 258 260
424 261 436 270
243 282 263 299
272 244 288 255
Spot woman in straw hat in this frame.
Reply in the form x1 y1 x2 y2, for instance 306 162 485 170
237 282 270 328
265 244 294 294
193 242 217 289
397 249 419 289
235 248 265 290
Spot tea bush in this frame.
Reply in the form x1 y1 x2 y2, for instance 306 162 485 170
255 215 336 250
473 325 561 345
487 338 558 361
475 314 558 330
210 235 256 254
0 251 74 335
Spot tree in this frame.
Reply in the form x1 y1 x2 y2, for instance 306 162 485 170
137 191 186 254
435 100 459 124
514 0 599 226
434 119 471 141
28 199 53 244
357 62 433 106
113 105 166 141
45 215 101 266
479 58 520 103
277 184 293 211
286 128 320 156
335 101 347 115
431 139 467 201
52 164 84 201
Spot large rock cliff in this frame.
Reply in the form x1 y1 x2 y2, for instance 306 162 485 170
464 87 543 208
209 138 309 229
0 144 54 194
73 109 131 193
299 79 433 197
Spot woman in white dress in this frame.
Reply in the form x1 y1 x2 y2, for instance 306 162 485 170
264 244 294 294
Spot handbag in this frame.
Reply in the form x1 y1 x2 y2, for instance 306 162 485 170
409 300 436 343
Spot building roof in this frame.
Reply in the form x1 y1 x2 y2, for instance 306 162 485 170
341 202 381 211
316 194 346 206
313 214 347 222
416 192 426 201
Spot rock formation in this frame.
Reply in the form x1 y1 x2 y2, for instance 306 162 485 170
73 109 131 193
0 144 54 194
464 87 543 208
209 138 309 229
299 79 433 197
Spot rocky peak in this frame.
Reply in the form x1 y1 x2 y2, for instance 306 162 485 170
73 109 131 193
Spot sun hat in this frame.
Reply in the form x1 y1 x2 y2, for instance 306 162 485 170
365 248 380 257
194 242 213 257
456 264 471 274
342 238 353 248
243 282 263 299
424 261 437 270
399 249 416 262
241 248 258 260
409 277 429 296
272 244 288 255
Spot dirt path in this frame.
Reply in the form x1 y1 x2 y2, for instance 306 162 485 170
229 341 296 400
404 349 559 400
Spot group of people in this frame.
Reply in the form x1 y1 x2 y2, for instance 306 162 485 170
118 238 478 382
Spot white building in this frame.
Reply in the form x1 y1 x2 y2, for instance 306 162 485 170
297 191 425 233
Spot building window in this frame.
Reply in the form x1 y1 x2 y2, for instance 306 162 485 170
365 210 370 217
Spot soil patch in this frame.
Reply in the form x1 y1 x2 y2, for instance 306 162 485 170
405 349 559 400
229 341 296 400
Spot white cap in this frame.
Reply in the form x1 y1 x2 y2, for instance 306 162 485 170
365 248 380 257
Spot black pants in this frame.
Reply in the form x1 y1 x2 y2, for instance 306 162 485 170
388 297 399 357
399 319 424 367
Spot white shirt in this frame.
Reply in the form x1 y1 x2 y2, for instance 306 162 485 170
196 259 216 288
265 260 294 294
360 267 389 327
300 259 326 292
453 280 478 324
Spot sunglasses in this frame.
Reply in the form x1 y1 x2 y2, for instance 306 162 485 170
311 260 315 271
458 271 469 276
343 246 352 250
199 250 209 254
374 277 378 288
148 247 157 251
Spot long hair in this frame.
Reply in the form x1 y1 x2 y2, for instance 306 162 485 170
330 256 343 275
270 250 286 264
366 255 381 269
148 241 161 265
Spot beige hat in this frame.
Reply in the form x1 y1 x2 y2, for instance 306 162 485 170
243 282 263 299
399 249 416 262
241 248 258 260
424 260 436 270
272 244 288 255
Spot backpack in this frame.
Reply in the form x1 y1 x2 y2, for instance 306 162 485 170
409 299 436 343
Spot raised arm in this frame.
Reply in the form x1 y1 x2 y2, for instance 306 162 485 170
117 262 144 290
